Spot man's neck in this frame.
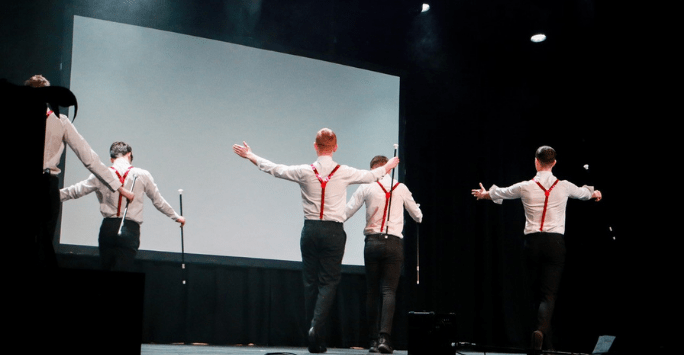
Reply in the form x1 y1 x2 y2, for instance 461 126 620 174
113 157 131 167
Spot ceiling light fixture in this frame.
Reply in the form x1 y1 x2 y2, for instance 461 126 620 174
530 33 547 43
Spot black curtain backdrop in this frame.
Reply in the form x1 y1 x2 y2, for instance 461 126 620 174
5 0 671 353
56 248 410 349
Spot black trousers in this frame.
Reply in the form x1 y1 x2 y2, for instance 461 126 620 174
37 174 60 269
98 218 141 272
364 234 404 338
524 232 565 349
300 219 346 339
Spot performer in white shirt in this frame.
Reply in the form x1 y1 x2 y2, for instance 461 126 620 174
471 146 602 351
61 141 185 271
25 75 134 268
345 155 422 354
233 128 399 353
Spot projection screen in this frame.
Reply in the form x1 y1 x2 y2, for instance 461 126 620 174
60 15 400 266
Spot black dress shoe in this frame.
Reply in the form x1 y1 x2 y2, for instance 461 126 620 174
377 333 393 354
531 330 543 351
308 327 327 353
369 339 379 353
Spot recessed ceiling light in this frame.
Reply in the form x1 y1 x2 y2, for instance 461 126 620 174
530 34 547 43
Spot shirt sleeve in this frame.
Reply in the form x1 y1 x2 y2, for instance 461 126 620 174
343 165 386 185
400 184 423 223
344 184 366 221
256 156 305 182
62 117 122 192
564 181 595 200
141 170 181 221
488 182 524 205
60 174 101 201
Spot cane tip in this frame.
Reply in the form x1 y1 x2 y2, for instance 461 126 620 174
178 189 184 194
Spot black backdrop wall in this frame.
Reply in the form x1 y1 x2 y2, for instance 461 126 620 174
4 0 671 353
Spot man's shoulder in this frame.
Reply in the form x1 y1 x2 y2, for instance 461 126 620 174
129 166 153 177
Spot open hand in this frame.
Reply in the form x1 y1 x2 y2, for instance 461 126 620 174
471 182 489 200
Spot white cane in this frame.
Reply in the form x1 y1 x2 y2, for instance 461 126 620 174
179 189 186 285
117 174 137 236
384 144 399 235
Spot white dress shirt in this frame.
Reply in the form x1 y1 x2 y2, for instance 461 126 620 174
488 171 595 235
43 110 121 192
60 158 181 224
345 174 422 238
256 155 386 223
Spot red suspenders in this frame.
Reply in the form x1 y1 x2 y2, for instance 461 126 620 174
112 166 134 217
377 181 400 232
533 178 559 232
311 164 340 220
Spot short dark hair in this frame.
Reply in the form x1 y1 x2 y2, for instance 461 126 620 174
370 155 388 169
110 141 132 159
535 146 556 167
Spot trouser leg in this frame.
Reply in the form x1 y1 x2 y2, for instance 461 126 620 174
525 232 565 349
301 220 346 339
365 235 404 337
98 218 141 272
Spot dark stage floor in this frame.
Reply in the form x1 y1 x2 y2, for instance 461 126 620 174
141 344 409 355
139 343 588 355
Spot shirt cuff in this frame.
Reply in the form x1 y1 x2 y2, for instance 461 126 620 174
489 184 503 204
371 166 386 179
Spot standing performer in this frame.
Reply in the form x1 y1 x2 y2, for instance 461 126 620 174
232 128 399 353
26 75 134 268
471 146 602 351
60 141 185 272
345 155 422 354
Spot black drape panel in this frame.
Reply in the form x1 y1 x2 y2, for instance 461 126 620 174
57 250 411 349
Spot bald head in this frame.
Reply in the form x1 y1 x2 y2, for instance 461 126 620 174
314 128 337 155
25 74 50 88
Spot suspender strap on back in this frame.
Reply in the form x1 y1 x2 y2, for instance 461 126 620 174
311 164 341 220
533 178 559 232
112 166 134 217
377 181 401 233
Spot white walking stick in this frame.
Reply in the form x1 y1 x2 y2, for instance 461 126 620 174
117 174 137 236
179 189 186 285
385 144 398 235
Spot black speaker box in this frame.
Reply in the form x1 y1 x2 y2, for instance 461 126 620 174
408 311 458 355
16 268 145 355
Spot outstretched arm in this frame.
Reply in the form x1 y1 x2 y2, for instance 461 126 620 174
232 141 258 165
60 174 100 201
382 157 400 174
471 182 492 200
344 185 366 222
141 171 186 225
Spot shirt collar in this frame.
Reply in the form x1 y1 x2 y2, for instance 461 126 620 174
315 155 335 167
534 170 556 183
112 157 132 172
316 155 333 163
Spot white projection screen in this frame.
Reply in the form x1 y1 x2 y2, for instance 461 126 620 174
60 16 400 266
